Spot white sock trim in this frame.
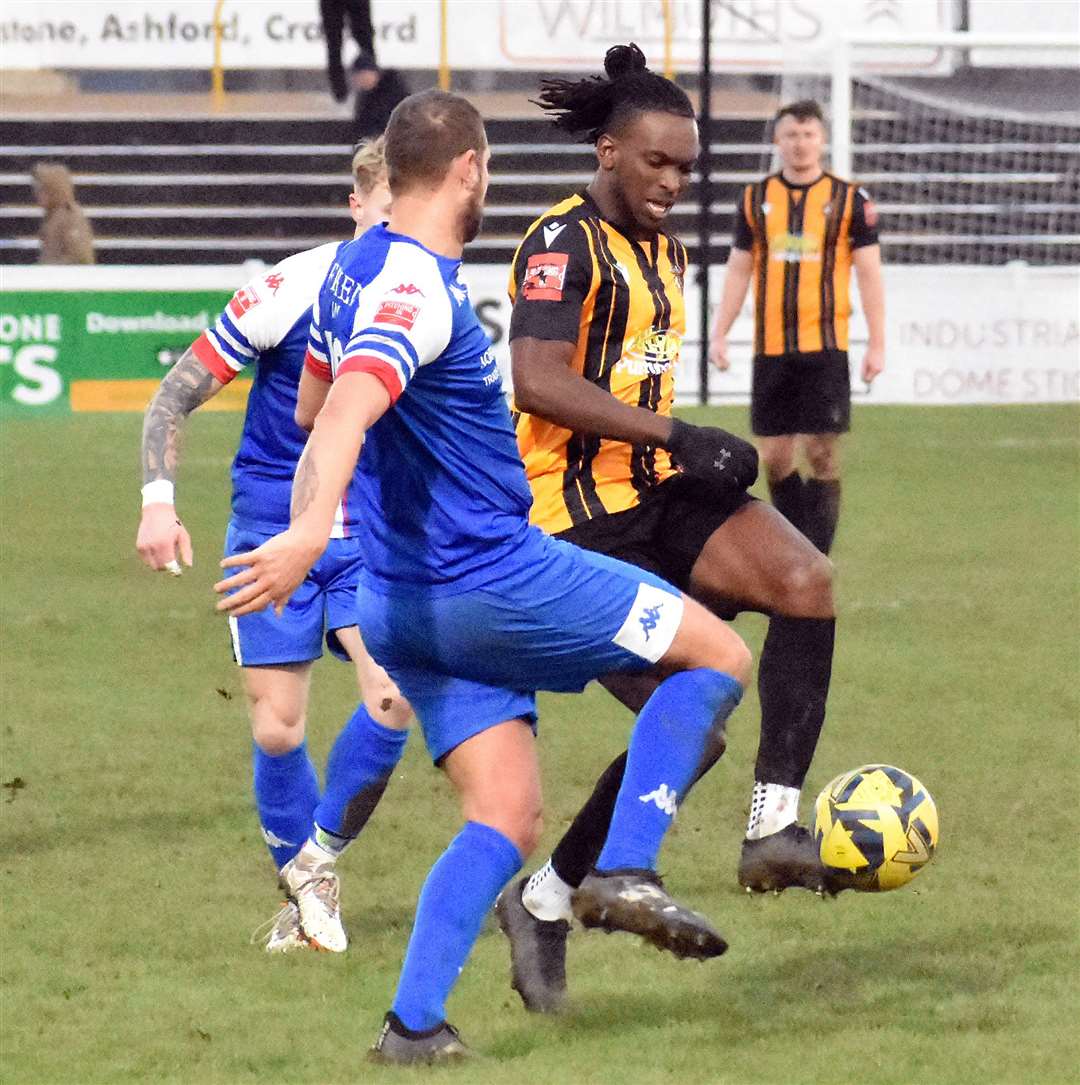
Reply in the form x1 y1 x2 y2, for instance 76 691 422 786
522 859 574 922
746 782 800 840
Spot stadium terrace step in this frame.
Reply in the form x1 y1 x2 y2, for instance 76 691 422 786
2 110 1076 266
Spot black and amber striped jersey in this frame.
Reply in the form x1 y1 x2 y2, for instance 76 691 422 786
733 172 879 356
508 192 687 536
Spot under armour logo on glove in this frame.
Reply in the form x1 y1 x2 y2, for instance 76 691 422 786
666 418 758 493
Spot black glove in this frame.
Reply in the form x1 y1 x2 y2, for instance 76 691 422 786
666 418 758 492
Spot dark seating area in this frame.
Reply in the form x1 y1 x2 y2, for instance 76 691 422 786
2 107 1077 266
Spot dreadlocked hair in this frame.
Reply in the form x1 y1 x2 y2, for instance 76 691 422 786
532 42 694 145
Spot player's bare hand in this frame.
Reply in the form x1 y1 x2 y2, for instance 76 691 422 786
861 344 885 385
708 335 731 372
214 529 324 617
136 503 193 574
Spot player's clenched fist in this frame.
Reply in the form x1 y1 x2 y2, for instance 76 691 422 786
665 418 759 493
708 334 731 371
137 502 193 575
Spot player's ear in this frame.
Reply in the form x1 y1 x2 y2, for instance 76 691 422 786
348 191 363 225
453 147 479 189
596 132 618 172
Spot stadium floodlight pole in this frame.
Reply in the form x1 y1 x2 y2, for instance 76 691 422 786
697 0 712 406
662 0 674 80
438 0 450 91
211 0 227 111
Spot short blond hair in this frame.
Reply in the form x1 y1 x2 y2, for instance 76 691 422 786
352 136 388 196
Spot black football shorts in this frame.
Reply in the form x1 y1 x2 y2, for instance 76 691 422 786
556 473 755 596
750 349 851 436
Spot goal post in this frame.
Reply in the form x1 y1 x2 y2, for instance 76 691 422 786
830 32 1080 180
772 30 1080 268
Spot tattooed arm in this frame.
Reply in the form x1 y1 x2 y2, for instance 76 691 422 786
216 371 390 616
136 348 224 572
141 347 224 485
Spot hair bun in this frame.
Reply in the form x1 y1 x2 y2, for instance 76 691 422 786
604 42 648 79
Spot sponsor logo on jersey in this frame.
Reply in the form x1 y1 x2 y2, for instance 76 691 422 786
263 273 284 294
375 299 421 330
523 251 569 301
615 327 682 376
228 286 260 318
768 231 821 263
390 283 425 296
542 221 566 248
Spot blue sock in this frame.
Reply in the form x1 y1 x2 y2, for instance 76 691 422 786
313 705 408 844
392 821 522 1031
597 668 743 872
252 741 320 869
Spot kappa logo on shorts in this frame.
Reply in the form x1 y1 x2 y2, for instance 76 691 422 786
613 583 684 664
523 251 569 301
639 605 663 641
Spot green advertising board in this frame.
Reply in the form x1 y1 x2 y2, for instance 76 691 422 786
0 287 246 416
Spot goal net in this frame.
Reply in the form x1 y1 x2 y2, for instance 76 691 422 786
773 38 1080 267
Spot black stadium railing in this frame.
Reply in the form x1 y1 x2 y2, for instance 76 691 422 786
2 114 1077 267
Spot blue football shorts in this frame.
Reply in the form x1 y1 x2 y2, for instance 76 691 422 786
355 527 684 762
223 522 364 667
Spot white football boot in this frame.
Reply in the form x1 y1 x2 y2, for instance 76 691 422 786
278 848 347 952
252 900 311 953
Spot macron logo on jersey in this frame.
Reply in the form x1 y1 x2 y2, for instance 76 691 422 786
543 221 566 248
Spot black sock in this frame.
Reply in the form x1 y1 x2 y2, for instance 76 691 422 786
550 753 627 888
754 616 836 789
802 478 841 554
768 471 806 532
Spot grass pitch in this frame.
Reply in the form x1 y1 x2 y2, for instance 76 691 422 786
2 404 1078 1084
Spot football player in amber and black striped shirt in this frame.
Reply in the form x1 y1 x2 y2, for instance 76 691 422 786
710 98 886 556
494 45 847 1016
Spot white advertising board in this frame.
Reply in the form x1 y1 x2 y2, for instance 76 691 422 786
460 262 1080 406
0 0 951 71
3 263 1075 406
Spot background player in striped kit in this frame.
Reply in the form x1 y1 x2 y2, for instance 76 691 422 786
497 45 843 1015
136 140 411 954
710 98 886 555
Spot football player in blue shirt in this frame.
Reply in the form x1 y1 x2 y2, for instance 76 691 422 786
217 90 758 1064
137 139 410 955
